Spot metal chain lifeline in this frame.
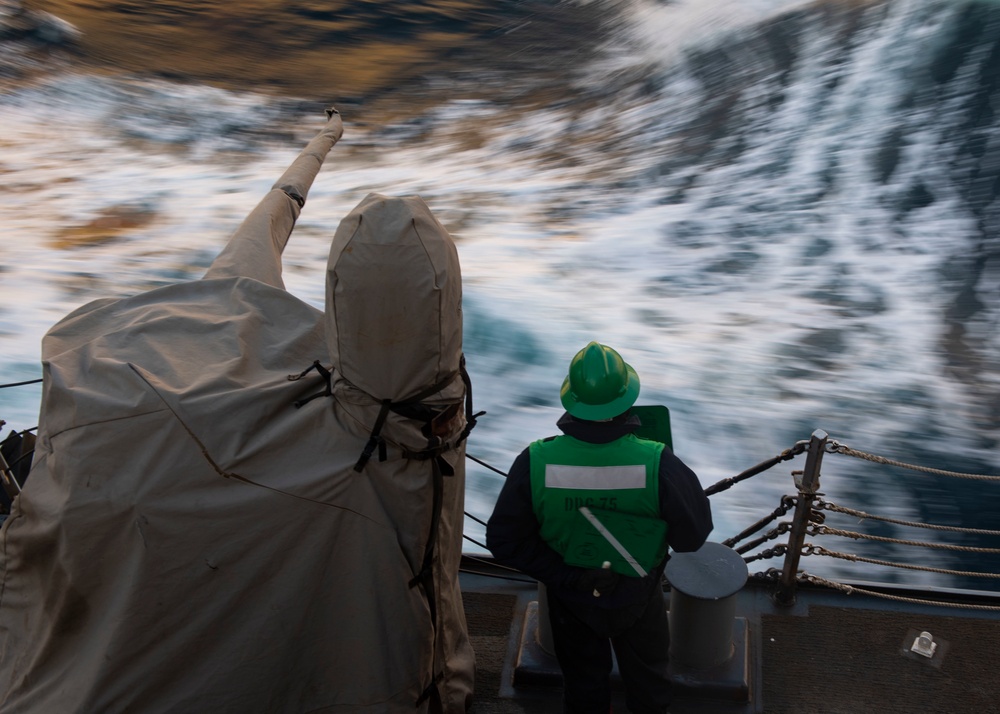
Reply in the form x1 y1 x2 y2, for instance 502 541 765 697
816 498 1000 536
812 524 1000 554
801 573 1000 612
744 544 787 564
828 442 1000 481
806 544 1000 579
723 496 797 549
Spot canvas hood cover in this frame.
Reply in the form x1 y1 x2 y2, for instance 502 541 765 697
0 110 475 713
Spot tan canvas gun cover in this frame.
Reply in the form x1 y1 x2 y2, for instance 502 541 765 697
0 111 474 713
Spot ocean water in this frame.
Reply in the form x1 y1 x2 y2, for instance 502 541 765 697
1 0 999 589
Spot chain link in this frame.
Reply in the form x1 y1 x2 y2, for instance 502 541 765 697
705 442 807 497
749 568 782 583
735 521 792 555
723 495 797 549
744 544 787 564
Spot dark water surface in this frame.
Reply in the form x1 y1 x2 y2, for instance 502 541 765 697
5 0 1000 589
22 0 613 105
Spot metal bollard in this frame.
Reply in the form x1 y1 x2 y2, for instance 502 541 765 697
666 542 748 670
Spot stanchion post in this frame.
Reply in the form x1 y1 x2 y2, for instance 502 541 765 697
775 429 827 605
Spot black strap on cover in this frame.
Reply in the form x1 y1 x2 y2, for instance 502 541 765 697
353 399 394 473
352 370 460 473
457 354 485 445
287 361 334 408
415 670 444 708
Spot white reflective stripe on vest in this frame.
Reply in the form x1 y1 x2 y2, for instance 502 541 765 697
544 464 646 490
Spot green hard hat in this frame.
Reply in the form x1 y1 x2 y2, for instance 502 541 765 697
560 342 640 420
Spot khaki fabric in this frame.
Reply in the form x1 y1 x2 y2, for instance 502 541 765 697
0 112 474 713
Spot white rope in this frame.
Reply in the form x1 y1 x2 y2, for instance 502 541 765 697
815 525 1000 554
802 573 1000 612
830 443 1000 481
818 499 1000 536
808 545 1000 579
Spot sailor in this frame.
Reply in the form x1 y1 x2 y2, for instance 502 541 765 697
486 342 713 714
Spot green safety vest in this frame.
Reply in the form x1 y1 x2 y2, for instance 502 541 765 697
529 433 668 576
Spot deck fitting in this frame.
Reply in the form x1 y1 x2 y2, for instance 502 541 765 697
512 600 753 704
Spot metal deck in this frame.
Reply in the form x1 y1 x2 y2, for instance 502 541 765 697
459 557 1000 714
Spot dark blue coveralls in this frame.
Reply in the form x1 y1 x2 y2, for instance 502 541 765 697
486 412 713 714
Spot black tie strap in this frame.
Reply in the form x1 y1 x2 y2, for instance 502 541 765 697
292 354 484 474
287 361 334 408
353 399 393 473
458 354 485 444
352 370 459 473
